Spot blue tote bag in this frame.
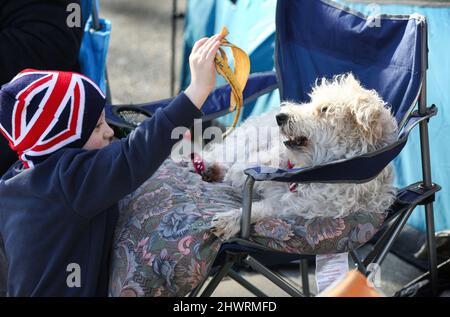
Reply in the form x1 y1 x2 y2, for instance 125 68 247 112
79 0 111 93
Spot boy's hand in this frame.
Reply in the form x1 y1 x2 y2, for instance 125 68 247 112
185 34 223 110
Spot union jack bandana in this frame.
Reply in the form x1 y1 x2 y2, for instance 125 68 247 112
0 69 105 168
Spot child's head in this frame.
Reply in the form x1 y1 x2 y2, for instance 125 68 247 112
0 69 113 168
82 109 114 151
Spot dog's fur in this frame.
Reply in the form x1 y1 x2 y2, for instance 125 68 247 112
198 74 398 240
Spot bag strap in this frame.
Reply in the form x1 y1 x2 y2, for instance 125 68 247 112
91 0 101 30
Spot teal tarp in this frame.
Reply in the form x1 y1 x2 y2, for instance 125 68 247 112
336 1 450 233
181 0 450 232
181 0 279 127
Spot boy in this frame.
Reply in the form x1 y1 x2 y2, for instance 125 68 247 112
0 34 223 296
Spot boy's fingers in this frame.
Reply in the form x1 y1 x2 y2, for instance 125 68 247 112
183 130 192 141
199 34 221 55
205 41 222 61
192 37 209 53
201 35 222 59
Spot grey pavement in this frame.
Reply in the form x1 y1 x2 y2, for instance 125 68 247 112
206 248 424 297
101 0 187 105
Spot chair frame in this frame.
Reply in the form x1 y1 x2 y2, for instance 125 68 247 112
190 13 441 297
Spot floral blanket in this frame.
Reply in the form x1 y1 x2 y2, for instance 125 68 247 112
108 159 386 297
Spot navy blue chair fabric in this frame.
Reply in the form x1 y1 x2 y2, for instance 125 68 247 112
105 71 278 127
276 0 423 128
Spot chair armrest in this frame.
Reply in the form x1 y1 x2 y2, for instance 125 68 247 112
244 139 407 184
201 71 279 121
244 105 437 184
105 71 278 129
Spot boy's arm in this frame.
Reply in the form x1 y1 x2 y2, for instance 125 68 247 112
57 92 202 218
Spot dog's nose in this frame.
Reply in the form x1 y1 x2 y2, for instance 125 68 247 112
276 113 289 126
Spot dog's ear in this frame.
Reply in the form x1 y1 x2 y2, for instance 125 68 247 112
343 76 387 145
350 98 383 144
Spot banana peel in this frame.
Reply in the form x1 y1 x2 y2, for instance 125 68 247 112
214 27 250 138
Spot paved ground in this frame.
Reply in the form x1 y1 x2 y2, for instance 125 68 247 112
101 0 187 104
206 247 424 297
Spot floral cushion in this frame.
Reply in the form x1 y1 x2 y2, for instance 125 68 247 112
108 159 386 297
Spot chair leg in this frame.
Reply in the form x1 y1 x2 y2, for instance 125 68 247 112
416 35 438 292
425 202 438 295
200 255 236 297
244 255 304 297
228 269 268 297
170 0 177 96
350 250 367 275
300 259 310 297
363 213 403 267
189 274 209 297
370 206 415 267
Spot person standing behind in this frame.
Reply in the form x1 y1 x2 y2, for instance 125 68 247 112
0 0 83 175
0 0 83 296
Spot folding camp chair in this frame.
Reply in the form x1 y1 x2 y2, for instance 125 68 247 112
105 0 441 296
196 0 441 297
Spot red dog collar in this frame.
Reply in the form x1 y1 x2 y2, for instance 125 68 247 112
287 160 298 193
191 155 298 193
191 153 206 176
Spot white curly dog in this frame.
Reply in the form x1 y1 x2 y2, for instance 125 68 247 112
195 74 398 240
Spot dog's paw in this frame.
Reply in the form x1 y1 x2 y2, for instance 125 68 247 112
202 163 225 182
211 210 242 240
188 154 225 182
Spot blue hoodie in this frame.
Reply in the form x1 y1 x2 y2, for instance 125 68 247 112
0 93 202 296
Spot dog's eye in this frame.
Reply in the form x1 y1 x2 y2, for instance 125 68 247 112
321 106 328 113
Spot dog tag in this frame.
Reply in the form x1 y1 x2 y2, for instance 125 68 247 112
315 252 349 294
